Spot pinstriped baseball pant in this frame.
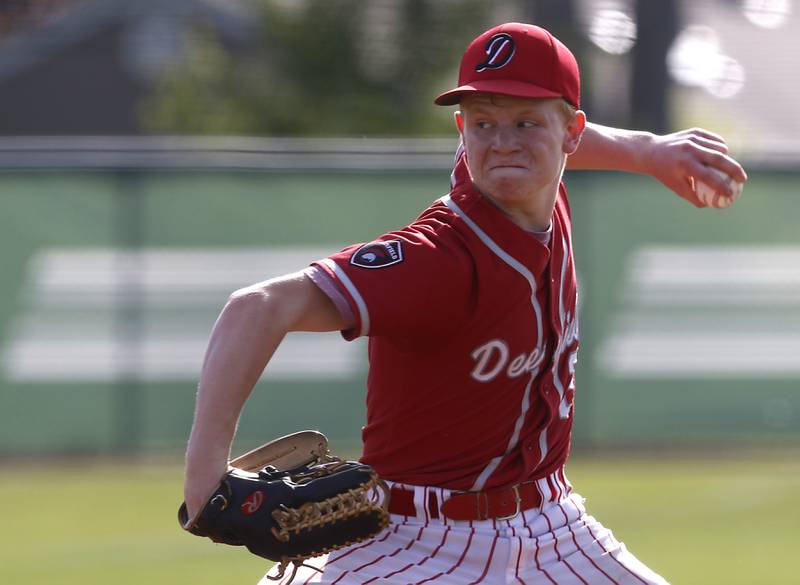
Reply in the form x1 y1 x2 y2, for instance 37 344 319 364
260 486 669 585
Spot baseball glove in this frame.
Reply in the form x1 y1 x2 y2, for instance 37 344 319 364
178 431 390 581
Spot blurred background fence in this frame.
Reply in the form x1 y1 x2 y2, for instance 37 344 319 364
0 138 798 458
0 0 798 459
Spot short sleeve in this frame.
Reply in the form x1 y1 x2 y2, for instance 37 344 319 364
312 223 474 341
303 265 356 330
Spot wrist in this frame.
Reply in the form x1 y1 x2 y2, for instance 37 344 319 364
628 130 657 175
186 427 233 472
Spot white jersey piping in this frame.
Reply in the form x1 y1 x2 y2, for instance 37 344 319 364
320 258 370 337
441 193 546 490
537 427 549 467
450 141 465 189
551 234 573 419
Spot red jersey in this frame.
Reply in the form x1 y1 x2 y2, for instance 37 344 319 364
312 153 580 491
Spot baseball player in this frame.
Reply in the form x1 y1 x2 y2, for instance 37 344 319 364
184 22 746 584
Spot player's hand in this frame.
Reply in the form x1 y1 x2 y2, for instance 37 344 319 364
643 128 747 208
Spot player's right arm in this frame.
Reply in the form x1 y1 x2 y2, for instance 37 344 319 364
183 271 350 522
568 123 747 207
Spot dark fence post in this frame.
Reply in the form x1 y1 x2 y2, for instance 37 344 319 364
113 170 145 454
632 0 680 133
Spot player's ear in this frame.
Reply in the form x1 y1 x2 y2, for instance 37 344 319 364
455 111 464 135
562 110 586 155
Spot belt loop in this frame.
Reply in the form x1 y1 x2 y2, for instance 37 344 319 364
427 490 440 520
388 485 417 517
477 492 489 520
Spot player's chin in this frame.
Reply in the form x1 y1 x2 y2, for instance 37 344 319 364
485 178 532 200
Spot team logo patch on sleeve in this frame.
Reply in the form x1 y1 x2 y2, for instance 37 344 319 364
350 240 404 269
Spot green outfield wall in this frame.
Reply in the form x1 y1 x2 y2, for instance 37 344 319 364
0 168 797 456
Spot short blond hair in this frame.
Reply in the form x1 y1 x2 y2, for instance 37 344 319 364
558 98 578 123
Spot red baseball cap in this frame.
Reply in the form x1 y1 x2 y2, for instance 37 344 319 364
435 22 580 108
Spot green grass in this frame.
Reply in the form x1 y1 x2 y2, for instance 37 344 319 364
2 453 798 585
568 452 800 585
0 461 268 585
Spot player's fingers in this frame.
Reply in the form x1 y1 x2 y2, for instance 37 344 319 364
681 176 707 208
681 127 727 147
686 134 728 155
693 166 733 199
687 164 739 203
689 149 747 187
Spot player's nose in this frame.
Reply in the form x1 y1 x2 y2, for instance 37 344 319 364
490 125 521 153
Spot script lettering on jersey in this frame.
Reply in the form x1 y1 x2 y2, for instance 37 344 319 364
470 339 544 382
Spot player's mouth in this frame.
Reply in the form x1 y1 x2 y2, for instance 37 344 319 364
489 164 528 171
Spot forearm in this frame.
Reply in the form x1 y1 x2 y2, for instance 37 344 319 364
567 122 654 173
183 272 347 520
185 287 289 484
566 122 746 207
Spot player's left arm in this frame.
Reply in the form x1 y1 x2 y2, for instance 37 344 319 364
567 122 747 207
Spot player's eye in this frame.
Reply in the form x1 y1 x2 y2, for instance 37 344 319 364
475 121 492 129
518 120 539 128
